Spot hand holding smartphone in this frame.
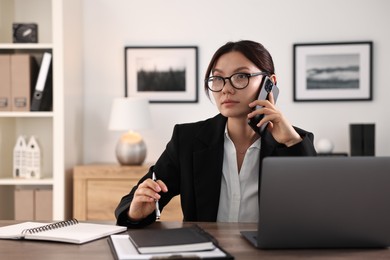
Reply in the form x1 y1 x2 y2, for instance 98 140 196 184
247 76 279 135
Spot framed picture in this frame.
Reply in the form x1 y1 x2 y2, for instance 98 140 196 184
125 46 198 103
293 42 373 102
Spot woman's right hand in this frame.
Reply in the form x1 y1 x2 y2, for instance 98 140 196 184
128 178 168 221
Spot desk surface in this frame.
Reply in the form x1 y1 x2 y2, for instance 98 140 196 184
1 221 389 260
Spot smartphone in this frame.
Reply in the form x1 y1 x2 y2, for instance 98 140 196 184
247 76 280 135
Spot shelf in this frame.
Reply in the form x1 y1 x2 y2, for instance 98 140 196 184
0 112 54 118
0 0 83 221
0 43 53 50
0 178 53 185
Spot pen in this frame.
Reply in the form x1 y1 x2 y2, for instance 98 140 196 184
152 172 161 220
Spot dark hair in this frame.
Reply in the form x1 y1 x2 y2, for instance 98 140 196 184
204 40 275 98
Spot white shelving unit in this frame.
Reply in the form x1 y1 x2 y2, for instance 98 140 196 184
0 0 83 220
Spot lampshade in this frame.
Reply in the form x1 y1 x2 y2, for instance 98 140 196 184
108 97 152 165
109 97 152 131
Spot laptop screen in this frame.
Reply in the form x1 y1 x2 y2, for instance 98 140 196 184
255 156 390 249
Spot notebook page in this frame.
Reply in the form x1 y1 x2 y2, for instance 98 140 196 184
0 222 47 239
25 222 126 244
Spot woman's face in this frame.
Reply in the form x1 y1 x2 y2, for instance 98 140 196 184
212 51 264 119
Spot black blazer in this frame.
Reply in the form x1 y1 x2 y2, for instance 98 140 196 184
115 114 317 227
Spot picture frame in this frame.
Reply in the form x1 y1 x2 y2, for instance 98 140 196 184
125 46 198 103
293 42 373 102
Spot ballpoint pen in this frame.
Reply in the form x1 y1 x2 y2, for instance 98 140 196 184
152 172 161 220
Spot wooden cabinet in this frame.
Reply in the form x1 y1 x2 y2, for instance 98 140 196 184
73 164 183 221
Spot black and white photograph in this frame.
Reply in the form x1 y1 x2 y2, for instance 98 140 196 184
293 42 372 101
125 46 198 103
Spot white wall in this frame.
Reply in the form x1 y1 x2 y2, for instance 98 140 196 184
82 0 390 164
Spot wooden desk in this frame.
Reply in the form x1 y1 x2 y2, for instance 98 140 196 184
73 164 183 221
1 221 389 260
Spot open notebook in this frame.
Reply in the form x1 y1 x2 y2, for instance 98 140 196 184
0 219 126 244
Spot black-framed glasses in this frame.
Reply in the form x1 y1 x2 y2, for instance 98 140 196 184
205 72 268 92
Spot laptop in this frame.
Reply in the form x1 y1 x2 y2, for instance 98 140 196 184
241 156 390 249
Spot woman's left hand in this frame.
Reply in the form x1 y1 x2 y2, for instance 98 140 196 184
248 92 302 147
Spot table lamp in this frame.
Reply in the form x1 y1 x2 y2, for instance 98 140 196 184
109 97 152 165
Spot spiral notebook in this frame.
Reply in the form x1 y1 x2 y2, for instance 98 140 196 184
0 219 126 244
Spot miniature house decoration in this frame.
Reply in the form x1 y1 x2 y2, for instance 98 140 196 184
25 136 41 178
13 135 41 179
13 136 27 178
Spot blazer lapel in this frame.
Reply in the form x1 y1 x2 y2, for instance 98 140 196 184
260 130 280 158
192 114 226 221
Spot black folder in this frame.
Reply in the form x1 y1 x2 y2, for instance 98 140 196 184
31 52 52 111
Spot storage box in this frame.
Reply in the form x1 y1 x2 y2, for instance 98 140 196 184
14 188 53 220
14 188 34 220
34 189 53 220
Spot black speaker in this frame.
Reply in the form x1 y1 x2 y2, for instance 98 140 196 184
349 124 375 156
13 23 38 43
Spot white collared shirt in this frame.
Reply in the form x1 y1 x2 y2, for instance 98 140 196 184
216 126 260 222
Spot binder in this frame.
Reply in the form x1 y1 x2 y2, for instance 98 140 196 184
0 54 12 111
10 54 38 111
31 52 53 111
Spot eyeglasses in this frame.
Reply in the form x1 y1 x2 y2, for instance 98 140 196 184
205 72 268 92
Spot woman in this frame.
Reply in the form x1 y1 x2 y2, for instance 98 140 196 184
115 40 317 227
